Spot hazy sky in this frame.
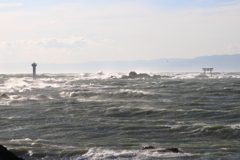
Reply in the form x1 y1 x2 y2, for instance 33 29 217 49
0 0 240 64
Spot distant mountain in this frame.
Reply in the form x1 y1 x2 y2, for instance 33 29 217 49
0 54 239 73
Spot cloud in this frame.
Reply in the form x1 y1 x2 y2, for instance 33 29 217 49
0 3 22 8
0 1 240 63
101 39 113 43
37 38 87 49
0 37 96 49
227 43 240 54
0 36 116 63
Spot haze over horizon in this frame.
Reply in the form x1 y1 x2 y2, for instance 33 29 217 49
0 54 239 73
1 0 240 65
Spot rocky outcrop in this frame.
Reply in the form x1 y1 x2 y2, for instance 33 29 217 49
142 146 180 153
0 145 24 160
152 75 173 79
142 146 155 150
0 93 9 99
121 71 174 79
158 148 180 153
121 71 151 79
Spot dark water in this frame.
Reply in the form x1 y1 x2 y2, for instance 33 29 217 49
0 72 240 159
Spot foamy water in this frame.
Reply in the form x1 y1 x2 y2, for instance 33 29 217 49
0 72 240 159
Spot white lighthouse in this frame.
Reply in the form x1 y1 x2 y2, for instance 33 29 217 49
32 62 37 79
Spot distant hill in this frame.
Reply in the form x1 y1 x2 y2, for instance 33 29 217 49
0 54 239 73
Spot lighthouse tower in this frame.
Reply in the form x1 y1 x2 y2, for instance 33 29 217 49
32 62 37 79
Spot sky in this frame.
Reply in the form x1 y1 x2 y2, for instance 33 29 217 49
0 0 240 64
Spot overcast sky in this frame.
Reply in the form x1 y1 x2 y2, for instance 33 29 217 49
0 0 240 64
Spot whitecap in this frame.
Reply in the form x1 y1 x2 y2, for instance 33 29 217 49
28 150 34 156
227 124 240 129
19 88 31 92
11 138 32 142
77 147 191 160
69 92 79 97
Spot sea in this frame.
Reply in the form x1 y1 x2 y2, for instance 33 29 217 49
0 72 240 160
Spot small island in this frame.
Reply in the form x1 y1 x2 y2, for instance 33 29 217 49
120 71 174 79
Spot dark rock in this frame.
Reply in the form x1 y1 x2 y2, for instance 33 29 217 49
152 75 161 79
142 146 155 150
0 145 24 160
120 75 129 79
129 71 138 77
121 71 174 79
128 71 151 79
0 93 9 99
138 73 151 78
142 146 181 153
159 148 180 153
110 76 117 79
121 71 151 79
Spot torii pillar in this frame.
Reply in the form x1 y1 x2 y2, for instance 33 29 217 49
32 62 37 79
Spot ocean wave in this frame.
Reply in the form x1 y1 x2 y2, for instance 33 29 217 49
75 147 191 160
1 73 240 160
185 125 240 139
227 124 240 130
11 138 32 142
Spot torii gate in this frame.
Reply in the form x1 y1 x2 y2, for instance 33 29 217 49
202 68 213 77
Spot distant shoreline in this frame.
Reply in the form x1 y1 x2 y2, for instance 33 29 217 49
0 54 240 73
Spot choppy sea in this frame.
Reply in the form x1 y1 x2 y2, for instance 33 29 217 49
0 72 240 160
